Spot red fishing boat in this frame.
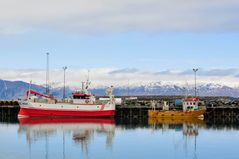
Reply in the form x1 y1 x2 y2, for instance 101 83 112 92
18 85 115 118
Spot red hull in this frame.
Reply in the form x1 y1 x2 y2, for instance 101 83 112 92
18 108 115 117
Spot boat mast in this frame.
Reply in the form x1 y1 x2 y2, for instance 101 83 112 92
27 80 32 101
63 66 67 99
86 69 90 89
46 52 50 95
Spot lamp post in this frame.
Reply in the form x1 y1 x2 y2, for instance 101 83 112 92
46 52 50 95
63 66 67 100
193 68 199 97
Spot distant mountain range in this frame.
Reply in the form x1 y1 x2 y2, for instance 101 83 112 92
0 80 73 100
0 80 239 99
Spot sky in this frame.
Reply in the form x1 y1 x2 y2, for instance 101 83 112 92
0 0 239 88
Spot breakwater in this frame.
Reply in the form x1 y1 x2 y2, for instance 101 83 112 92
1 96 239 120
116 96 239 120
0 100 19 106
0 105 19 122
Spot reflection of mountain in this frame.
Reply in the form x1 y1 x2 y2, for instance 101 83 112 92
18 118 115 158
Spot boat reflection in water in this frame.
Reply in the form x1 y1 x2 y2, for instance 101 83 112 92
18 117 115 158
148 117 205 136
148 117 205 159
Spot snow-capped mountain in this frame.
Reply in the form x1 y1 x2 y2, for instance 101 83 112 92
1 80 239 99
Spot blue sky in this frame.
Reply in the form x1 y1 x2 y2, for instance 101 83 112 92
1 31 239 71
0 0 239 87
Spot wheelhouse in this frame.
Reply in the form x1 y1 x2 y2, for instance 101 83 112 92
183 98 200 112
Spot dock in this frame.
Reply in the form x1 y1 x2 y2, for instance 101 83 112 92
0 101 19 122
0 100 19 106
1 96 239 121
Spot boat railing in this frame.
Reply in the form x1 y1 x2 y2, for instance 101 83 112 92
54 99 110 105
28 97 57 104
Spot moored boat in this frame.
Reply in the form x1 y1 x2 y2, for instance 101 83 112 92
148 97 206 119
18 85 115 118
148 116 205 126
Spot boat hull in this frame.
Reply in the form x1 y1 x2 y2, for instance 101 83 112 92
148 117 205 126
148 109 206 119
18 101 115 118
18 108 115 117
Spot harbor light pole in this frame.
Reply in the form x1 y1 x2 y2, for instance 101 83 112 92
193 68 198 97
63 66 67 100
46 52 50 95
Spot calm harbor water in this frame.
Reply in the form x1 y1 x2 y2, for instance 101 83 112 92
0 117 239 159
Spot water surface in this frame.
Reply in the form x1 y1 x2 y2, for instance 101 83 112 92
0 117 239 159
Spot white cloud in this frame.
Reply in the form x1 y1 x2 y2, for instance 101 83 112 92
0 0 239 34
1 68 239 88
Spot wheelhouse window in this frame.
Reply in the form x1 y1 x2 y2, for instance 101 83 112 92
73 95 90 99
